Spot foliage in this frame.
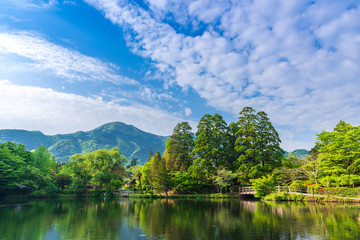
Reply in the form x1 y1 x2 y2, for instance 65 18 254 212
263 192 290 201
66 147 127 195
128 165 144 193
165 122 194 171
21 166 58 197
235 107 284 184
32 145 56 173
315 121 360 187
250 174 276 198
211 167 238 194
150 152 173 197
190 114 228 177
0 142 57 196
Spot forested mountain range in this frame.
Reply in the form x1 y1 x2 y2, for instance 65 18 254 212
0 122 167 164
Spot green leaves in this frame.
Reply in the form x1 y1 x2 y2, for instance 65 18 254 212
235 107 284 184
315 121 360 187
166 122 194 172
66 147 127 195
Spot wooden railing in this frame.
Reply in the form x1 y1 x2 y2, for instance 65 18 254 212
238 186 360 198
118 190 134 197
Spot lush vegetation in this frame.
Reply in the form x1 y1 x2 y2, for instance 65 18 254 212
127 107 285 195
1 106 360 199
0 143 57 197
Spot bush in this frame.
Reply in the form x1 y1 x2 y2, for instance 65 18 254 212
129 193 159 198
250 174 276 198
264 192 290 201
61 189 73 194
92 188 103 198
207 193 235 198
289 194 305 201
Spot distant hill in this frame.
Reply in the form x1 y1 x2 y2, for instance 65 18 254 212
0 122 168 164
284 149 309 159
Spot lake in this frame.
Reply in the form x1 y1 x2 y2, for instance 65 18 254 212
1 198 360 240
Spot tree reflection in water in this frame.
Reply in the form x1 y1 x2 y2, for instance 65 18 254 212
1 198 360 240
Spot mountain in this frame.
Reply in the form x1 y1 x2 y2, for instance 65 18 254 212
0 122 168 164
284 149 309 159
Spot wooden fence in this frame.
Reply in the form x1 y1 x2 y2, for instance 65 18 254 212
238 186 360 198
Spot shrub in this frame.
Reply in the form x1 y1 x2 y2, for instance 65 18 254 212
250 174 276 198
264 192 290 201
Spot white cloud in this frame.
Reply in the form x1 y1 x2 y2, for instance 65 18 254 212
85 0 360 140
0 80 195 135
0 0 58 10
184 107 192 116
0 30 138 85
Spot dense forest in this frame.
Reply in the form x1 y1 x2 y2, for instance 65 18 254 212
1 106 359 198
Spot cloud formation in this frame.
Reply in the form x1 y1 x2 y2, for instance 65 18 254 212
0 80 193 135
0 31 137 85
85 0 360 137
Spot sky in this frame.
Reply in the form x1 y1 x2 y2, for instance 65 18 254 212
0 0 359 151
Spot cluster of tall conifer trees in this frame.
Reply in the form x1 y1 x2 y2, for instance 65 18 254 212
135 106 284 194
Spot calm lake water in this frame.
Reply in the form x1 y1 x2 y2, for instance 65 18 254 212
1 198 360 240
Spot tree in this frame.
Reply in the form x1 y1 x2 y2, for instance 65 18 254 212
129 158 139 167
128 165 144 194
67 154 92 195
189 114 228 182
316 121 360 187
223 122 240 171
0 143 27 194
0 142 58 196
151 151 172 197
211 167 238 194
235 107 284 184
300 148 321 185
166 122 194 172
255 111 284 169
273 152 306 185
250 174 276 198
66 148 127 194
54 174 73 190
141 160 153 193
21 166 57 197
235 107 257 165
32 146 56 173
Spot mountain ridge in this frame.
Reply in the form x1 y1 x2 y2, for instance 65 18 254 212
0 122 168 164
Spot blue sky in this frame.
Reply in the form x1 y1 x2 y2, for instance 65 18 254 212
0 0 359 151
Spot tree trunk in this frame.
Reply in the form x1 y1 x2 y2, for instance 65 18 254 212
164 187 168 198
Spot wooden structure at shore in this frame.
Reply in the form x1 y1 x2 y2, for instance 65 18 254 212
238 186 360 199
118 190 134 197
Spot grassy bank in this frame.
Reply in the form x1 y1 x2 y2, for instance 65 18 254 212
263 192 360 203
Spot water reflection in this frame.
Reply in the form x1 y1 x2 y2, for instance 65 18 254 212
1 198 360 240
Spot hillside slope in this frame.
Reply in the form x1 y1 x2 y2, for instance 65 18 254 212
0 122 168 164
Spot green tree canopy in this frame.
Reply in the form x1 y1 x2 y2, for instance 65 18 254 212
235 107 284 184
166 122 194 172
316 121 360 187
